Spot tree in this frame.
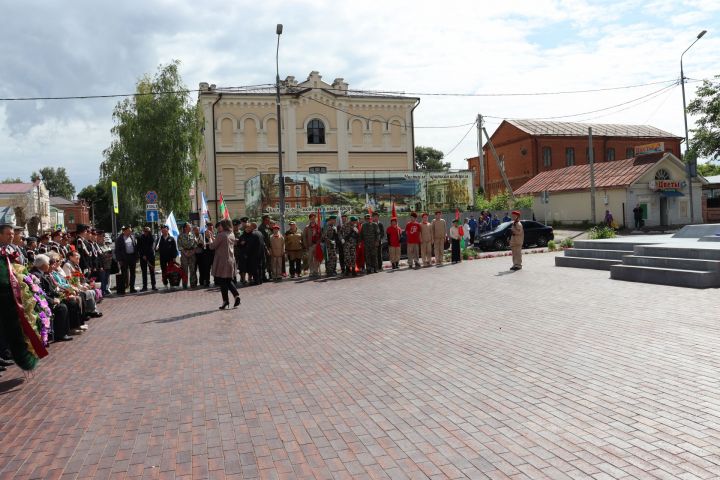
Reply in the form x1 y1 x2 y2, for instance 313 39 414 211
100 60 203 224
687 75 720 167
78 182 112 231
698 162 720 177
415 146 450 171
1 177 23 183
31 167 76 199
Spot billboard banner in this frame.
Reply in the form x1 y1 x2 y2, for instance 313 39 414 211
244 170 474 218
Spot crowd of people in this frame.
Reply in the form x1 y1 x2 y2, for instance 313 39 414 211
0 223 106 377
0 209 526 375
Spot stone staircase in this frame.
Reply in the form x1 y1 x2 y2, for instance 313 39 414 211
555 239 647 271
610 244 720 289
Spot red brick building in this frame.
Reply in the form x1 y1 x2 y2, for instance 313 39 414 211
467 120 682 197
50 197 90 232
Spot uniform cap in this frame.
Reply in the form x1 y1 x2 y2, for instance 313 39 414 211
511 210 521 216
240 217 249 222
25 236 38 242
271 224 280 230
349 216 358 221
364 213 371 218
232 219 241 225
328 215 337 220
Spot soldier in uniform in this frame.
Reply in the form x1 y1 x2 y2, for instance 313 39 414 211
177 222 198 288
420 213 433 267
338 214 348 274
38 233 51 254
74 224 93 274
11 226 27 265
372 212 385 271
49 230 63 254
258 215 273 281
509 210 524 271
285 221 304 278
431 210 447 265
25 236 38 264
322 215 340 277
269 224 285 281
341 216 360 276
359 214 380 273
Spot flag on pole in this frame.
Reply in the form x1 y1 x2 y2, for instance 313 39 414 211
314 207 324 262
337 209 343 228
391 202 397 219
200 192 210 232
219 192 230 220
165 212 180 256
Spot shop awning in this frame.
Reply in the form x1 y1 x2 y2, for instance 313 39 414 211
660 190 684 197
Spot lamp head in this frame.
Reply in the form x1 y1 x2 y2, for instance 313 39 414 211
276 24 283 35
697 30 707 39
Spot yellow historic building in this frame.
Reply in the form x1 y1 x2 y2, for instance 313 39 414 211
197 71 419 217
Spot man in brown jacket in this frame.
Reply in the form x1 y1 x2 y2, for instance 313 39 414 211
285 222 304 278
509 210 524 271
302 213 321 277
269 224 285 281
431 211 447 265
419 213 433 267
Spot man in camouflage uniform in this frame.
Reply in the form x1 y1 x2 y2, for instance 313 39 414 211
341 216 360 277
177 222 198 288
322 215 340 276
359 213 380 274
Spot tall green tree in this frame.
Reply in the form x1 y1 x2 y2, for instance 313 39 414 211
77 182 112 231
101 60 203 224
414 146 451 171
687 75 720 170
2 177 23 183
30 167 76 198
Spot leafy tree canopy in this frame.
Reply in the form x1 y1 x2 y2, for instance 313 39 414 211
414 146 450 171
2 177 23 183
687 75 720 167
100 60 203 225
30 167 76 198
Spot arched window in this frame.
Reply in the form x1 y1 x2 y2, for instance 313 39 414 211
307 119 325 145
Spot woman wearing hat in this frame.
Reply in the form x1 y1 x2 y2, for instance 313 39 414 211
210 219 240 309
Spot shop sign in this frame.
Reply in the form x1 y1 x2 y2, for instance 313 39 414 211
649 180 682 191
635 142 665 156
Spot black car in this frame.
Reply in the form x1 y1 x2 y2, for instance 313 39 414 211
475 220 554 250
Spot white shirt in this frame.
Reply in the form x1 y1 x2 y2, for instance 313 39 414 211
124 235 135 254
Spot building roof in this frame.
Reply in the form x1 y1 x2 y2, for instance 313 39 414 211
704 175 720 185
514 152 668 195
0 182 36 194
506 119 682 138
50 196 75 206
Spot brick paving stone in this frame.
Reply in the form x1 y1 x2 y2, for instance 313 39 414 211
1 252 720 478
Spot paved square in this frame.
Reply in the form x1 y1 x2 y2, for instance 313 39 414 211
1 252 718 479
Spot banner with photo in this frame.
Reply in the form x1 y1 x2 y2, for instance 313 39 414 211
244 170 474 218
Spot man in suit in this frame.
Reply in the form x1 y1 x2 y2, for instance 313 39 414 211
137 226 157 291
114 225 138 294
372 212 384 271
157 225 178 287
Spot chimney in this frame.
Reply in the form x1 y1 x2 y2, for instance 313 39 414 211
332 78 348 95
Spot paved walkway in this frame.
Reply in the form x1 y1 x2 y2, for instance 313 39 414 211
1 252 719 479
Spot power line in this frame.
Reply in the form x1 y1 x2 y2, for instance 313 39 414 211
0 84 276 101
325 78 683 98
444 120 478 158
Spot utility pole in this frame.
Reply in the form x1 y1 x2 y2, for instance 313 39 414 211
589 127 597 225
476 114 485 195
482 126 514 198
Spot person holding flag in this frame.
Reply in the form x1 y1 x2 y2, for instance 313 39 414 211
302 213 322 278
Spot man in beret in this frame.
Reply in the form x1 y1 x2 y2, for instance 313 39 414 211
420 213 433 267
359 213 380 274
114 225 138 294
322 215 340 276
405 212 421 269
285 221 303 278
340 216 360 276
509 210 524 271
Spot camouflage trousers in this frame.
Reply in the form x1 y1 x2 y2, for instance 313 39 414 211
343 243 357 272
325 246 338 275
364 241 378 272
180 251 197 287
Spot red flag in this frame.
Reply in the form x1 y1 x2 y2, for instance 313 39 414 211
314 208 323 261
391 202 397 219
456 208 464 236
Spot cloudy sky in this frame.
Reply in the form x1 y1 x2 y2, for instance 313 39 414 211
1 0 718 193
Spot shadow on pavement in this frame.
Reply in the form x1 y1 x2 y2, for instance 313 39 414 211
495 270 518 276
142 309 218 324
0 377 25 395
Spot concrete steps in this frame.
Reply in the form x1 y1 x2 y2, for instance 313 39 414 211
556 239 640 271
610 264 720 289
555 256 622 270
622 255 720 271
565 248 632 260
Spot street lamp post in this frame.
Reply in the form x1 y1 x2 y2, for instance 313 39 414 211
681 29 706 224
275 24 286 233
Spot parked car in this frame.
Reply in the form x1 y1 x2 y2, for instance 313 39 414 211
475 220 554 250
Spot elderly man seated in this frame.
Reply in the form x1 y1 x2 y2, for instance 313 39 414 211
29 254 74 341
61 250 103 319
47 252 87 335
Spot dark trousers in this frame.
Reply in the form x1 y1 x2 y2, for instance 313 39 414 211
470 231 476 244
64 297 83 329
451 239 461 263
376 245 383 270
289 258 301 276
51 303 70 339
198 250 212 286
216 277 239 303
634 217 642 228
140 257 156 288
118 254 137 293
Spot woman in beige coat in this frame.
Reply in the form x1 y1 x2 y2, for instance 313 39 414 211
210 219 240 309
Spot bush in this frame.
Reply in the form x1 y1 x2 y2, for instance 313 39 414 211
547 240 557 251
587 225 616 240
462 248 471 260
561 237 574 248
513 195 534 209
